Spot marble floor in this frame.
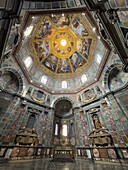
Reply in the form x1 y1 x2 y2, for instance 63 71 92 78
0 159 128 170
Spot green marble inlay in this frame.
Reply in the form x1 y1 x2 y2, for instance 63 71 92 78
123 121 128 130
112 113 118 120
107 124 113 131
116 122 122 131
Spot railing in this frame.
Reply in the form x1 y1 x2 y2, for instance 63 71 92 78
0 145 54 160
76 147 128 163
23 0 86 10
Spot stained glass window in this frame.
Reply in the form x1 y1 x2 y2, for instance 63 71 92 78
81 74 87 83
24 56 32 68
62 81 67 88
41 75 47 84
55 123 58 135
62 125 67 136
96 53 102 64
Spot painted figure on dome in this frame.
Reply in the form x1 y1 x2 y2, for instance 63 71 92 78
57 48 61 53
61 49 66 55
60 32 66 36
57 58 71 73
77 38 92 59
53 41 58 47
67 47 71 52
42 53 58 72
50 14 73 28
35 18 53 39
67 34 72 39
69 41 74 46
55 35 60 40
70 52 86 72
34 41 49 61
71 17 89 37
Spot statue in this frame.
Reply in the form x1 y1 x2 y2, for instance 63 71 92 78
94 116 101 129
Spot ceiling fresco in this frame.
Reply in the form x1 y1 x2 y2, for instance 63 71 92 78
30 14 96 78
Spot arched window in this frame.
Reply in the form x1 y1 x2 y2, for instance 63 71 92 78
24 26 33 37
62 125 67 136
96 54 102 64
26 114 36 129
24 56 32 68
41 75 47 84
62 81 67 88
81 74 87 83
55 123 59 136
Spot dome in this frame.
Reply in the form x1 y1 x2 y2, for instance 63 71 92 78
15 12 110 93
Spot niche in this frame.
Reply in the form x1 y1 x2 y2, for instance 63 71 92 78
92 114 102 129
26 114 36 129
0 71 19 92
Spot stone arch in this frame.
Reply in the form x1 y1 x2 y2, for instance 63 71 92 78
103 62 128 92
0 67 24 95
51 96 76 108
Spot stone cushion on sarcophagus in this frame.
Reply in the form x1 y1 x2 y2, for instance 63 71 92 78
101 137 108 144
26 136 33 144
16 136 25 144
94 138 100 144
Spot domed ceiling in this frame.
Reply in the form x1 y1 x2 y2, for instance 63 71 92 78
14 11 110 93
30 14 96 78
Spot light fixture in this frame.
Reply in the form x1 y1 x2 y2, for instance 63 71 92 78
62 13 64 17
92 27 96 32
93 0 108 4
61 39 67 46
98 36 101 39
24 26 33 37
30 80 33 83
51 14 54 17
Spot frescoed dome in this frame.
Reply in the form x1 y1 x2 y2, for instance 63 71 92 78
30 14 96 78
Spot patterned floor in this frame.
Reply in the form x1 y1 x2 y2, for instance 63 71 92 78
0 159 128 170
